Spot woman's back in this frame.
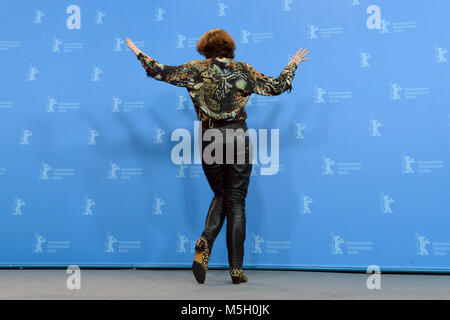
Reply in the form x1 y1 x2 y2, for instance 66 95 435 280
137 53 298 121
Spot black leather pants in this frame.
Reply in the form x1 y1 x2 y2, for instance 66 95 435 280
200 120 252 269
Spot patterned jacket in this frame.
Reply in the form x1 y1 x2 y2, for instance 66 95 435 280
136 52 298 121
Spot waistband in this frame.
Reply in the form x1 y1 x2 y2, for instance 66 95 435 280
201 118 246 129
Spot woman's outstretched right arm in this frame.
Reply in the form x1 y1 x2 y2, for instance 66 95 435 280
244 47 310 96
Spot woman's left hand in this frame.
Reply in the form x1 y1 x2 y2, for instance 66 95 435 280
126 38 141 55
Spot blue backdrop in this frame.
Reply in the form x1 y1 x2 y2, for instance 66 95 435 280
0 0 449 272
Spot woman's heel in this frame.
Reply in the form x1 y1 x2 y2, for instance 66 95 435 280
192 236 211 284
231 276 241 284
230 268 248 285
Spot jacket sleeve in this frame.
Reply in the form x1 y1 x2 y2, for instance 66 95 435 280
244 61 298 96
137 52 201 88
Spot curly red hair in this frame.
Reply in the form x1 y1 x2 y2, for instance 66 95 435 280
196 28 236 59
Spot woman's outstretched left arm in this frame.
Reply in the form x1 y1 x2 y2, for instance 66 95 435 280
126 37 201 88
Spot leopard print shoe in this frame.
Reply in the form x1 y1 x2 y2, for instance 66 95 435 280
192 236 211 284
230 268 248 284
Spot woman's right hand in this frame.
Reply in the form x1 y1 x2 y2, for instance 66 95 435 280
290 47 310 66
126 37 141 56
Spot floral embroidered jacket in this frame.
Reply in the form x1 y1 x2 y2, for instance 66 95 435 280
136 52 298 121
